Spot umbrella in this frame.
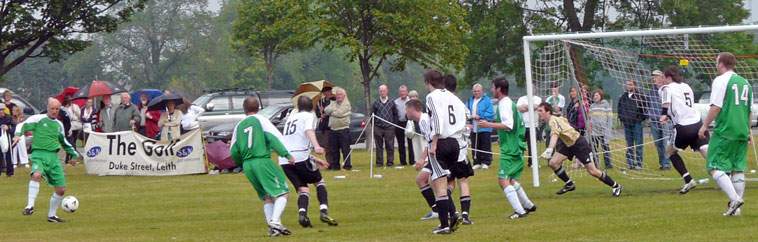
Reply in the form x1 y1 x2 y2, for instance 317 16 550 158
56 87 86 107
205 141 236 170
72 80 128 100
290 80 335 109
147 93 184 111
130 89 163 105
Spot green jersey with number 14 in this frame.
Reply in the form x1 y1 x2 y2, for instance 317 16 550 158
710 71 752 141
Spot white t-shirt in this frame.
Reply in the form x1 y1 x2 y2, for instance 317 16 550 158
661 82 700 126
710 71 736 108
277 112 318 165
516 95 542 128
499 98 515 130
181 105 205 130
425 89 467 140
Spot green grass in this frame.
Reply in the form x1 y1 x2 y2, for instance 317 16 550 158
2 141 758 241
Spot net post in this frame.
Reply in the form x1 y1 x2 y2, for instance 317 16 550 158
370 114 375 178
523 38 540 187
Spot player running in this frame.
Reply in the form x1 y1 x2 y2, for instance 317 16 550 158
478 77 536 220
230 97 295 237
16 98 80 223
538 102 623 197
658 66 709 194
279 96 338 228
699 52 751 216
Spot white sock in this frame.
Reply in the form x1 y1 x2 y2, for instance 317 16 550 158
48 193 63 217
504 186 525 214
732 173 746 197
271 196 287 224
713 171 740 201
513 182 534 209
27 181 40 209
263 203 274 223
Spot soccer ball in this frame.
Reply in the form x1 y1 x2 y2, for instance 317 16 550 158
61 196 78 213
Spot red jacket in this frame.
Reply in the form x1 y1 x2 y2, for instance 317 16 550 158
139 103 162 138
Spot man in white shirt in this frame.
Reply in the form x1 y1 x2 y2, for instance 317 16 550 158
394 85 413 165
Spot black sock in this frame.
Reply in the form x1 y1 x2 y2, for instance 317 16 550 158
460 196 470 218
316 184 328 213
298 192 309 216
599 172 618 187
436 196 450 228
420 185 436 210
447 187 457 214
554 165 571 183
669 154 692 183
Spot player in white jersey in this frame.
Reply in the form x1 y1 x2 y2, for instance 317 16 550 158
278 96 338 228
441 74 475 225
659 66 710 194
422 69 466 234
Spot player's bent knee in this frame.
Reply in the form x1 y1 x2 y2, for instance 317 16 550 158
55 187 66 195
298 187 310 193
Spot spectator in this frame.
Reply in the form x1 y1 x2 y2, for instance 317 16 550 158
10 105 28 168
618 80 645 170
545 86 565 116
316 87 335 167
589 90 613 169
163 89 171 95
565 87 589 136
98 95 115 132
394 85 413 166
3 90 16 115
646 70 671 170
405 90 425 164
517 86 542 167
466 83 495 169
61 97 78 164
0 104 13 176
158 100 182 140
180 98 204 134
113 92 140 132
80 99 96 143
137 93 161 139
372 85 398 167
324 87 352 170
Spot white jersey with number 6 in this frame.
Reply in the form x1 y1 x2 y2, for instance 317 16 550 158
426 89 467 140
661 82 700 126
277 111 317 165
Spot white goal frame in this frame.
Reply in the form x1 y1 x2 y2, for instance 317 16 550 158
522 24 758 187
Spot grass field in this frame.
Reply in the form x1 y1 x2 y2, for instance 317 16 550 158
2 141 758 241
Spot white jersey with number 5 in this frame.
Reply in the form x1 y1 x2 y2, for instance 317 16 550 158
426 89 467 140
277 111 317 165
661 82 700 126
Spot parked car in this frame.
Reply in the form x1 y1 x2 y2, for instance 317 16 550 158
206 103 367 145
694 91 758 127
193 89 295 134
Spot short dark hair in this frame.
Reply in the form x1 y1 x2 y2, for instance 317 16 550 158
243 96 260 113
718 52 736 69
62 96 71 106
663 65 683 83
297 96 313 112
406 99 423 112
492 77 509 96
424 69 444 89
322 86 333 93
538 102 553 114
443 73 457 92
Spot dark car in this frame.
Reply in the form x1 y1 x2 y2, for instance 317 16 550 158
206 103 367 144
194 89 295 134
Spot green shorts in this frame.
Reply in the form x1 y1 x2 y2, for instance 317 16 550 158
498 154 524 180
30 150 66 187
243 158 290 200
706 135 748 172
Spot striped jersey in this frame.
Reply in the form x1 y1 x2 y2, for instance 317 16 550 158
660 82 700 126
425 89 467 140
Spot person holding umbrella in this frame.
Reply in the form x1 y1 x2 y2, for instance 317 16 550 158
113 93 140 132
137 93 161 138
152 94 183 140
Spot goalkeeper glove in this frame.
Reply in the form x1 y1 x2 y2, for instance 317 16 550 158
540 148 553 159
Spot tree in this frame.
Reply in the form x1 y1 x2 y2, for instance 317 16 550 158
232 0 310 90
0 0 146 79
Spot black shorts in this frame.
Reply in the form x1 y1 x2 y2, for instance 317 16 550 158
448 157 474 181
428 138 459 180
282 158 323 189
556 137 593 164
671 121 710 151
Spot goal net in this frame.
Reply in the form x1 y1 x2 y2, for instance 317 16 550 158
524 25 758 184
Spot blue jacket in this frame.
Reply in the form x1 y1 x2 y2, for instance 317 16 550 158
466 93 495 133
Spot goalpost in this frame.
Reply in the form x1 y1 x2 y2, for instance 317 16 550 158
523 25 758 187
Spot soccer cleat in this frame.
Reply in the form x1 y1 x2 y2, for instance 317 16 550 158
727 201 742 216
679 180 697 194
481 164 489 170
268 221 291 235
47 216 66 223
299 214 313 228
612 184 623 197
724 198 744 216
22 207 34 215
525 205 537 215
449 213 462 232
432 226 451 234
421 211 438 220
461 215 474 225
320 213 338 226
268 228 282 237
507 212 527 220
472 164 482 170
556 183 576 195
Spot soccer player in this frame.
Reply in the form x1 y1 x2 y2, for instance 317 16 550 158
230 97 295 237
16 98 80 223
478 77 536 220
423 69 467 234
279 96 338 227
538 102 622 197
442 73 474 225
658 66 708 194
699 52 751 216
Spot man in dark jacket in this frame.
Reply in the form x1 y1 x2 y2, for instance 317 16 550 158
0 103 13 176
618 80 645 170
372 85 398 167
316 87 335 167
